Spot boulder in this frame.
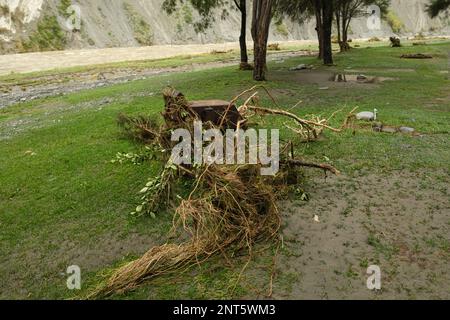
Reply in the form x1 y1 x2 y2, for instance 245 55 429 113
357 75 368 81
289 64 310 71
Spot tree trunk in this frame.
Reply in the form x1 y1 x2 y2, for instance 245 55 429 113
322 0 334 65
314 0 323 60
339 15 351 52
251 0 273 81
336 10 341 44
238 0 251 70
343 18 352 50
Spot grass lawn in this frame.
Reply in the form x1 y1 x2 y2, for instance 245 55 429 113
0 40 449 299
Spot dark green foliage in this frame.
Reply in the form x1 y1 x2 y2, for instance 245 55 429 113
23 15 67 52
427 0 450 17
58 0 73 18
162 0 230 32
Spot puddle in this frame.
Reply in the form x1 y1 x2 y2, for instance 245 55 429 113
272 70 396 86
344 68 415 73
329 74 394 83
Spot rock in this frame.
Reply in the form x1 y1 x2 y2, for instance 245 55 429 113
356 111 376 121
372 122 383 132
399 126 415 134
357 75 368 81
290 64 308 71
381 126 398 133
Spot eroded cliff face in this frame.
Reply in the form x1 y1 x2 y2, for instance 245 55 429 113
0 0 449 54
0 0 44 41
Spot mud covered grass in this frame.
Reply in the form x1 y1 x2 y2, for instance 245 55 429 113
0 41 449 299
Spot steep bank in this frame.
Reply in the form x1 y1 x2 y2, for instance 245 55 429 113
0 0 449 54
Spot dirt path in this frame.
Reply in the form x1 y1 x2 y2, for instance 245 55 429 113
0 40 316 76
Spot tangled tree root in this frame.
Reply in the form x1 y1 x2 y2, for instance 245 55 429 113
89 86 343 299
90 165 280 298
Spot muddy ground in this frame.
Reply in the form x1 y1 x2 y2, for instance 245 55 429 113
266 171 450 299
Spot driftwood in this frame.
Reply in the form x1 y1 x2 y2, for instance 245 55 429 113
401 53 433 59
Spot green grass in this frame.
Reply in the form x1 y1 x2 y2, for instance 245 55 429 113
0 41 449 299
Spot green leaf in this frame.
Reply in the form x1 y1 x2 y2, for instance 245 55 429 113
140 187 149 194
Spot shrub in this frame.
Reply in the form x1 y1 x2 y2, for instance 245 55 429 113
386 11 405 33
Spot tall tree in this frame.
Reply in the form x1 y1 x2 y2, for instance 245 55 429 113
314 0 324 60
275 0 319 56
276 0 334 65
427 0 450 17
162 0 252 69
334 0 390 52
251 0 275 81
321 0 334 65
234 0 252 69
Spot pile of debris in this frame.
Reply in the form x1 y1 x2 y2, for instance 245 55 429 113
89 86 342 298
390 37 401 47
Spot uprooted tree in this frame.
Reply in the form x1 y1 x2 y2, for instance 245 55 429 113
88 86 346 298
